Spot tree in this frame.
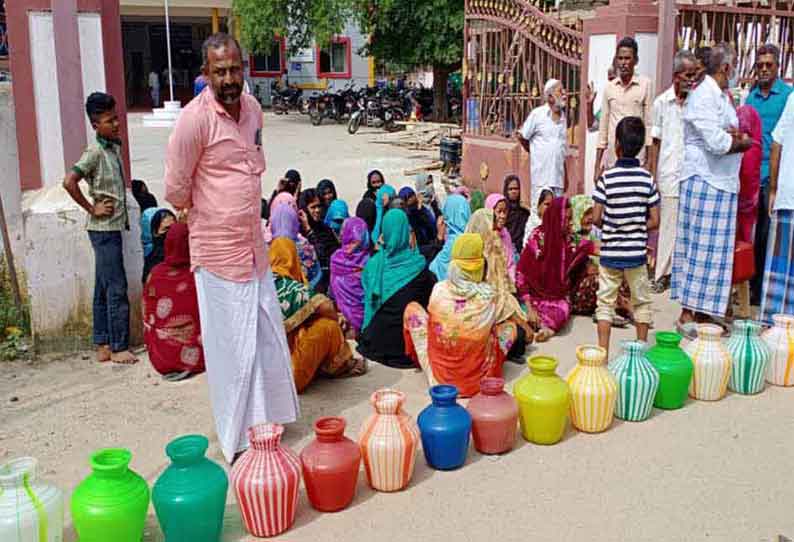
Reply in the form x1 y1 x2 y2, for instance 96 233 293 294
233 0 354 56
232 0 464 120
358 0 464 120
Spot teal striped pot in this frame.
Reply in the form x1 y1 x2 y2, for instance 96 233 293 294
609 341 660 422
728 320 770 395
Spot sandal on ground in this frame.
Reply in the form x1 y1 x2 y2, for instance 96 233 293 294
675 320 699 339
162 371 194 382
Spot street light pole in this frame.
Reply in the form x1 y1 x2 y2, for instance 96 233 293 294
164 0 175 102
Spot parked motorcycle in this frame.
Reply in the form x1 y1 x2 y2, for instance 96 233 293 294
271 83 303 115
348 91 406 134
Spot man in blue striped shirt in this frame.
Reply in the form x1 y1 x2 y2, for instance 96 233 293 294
593 116 660 356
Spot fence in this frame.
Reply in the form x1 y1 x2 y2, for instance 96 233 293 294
463 0 584 146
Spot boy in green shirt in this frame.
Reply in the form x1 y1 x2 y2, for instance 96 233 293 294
63 92 137 364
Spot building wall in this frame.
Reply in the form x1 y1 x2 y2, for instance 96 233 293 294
0 82 22 259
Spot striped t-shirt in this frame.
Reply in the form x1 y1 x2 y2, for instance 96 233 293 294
592 158 660 269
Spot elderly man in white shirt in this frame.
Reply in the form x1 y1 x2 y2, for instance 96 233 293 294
516 78 568 241
671 43 753 333
649 50 698 292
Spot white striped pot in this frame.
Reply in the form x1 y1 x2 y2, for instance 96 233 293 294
609 340 660 422
358 389 420 492
566 345 617 433
231 423 301 538
762 314 794 387
685 324 732 401
727 320 770 395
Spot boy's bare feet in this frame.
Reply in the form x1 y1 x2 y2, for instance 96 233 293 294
96 345 112 363
110 350 139 364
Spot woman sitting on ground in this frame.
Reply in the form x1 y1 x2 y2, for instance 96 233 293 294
269 169 302 208
523 187 555 248
270 237 366 393
142 208 176 283
371 184 397 246
485 193 518 281
298 188 340 293
399 186 439 262
362 169 385 201
143 223 205 381
466 209 534 357
356 198 377 237
324 199 349 236
317 178 338 220
503 174 530 253
568 195 632 325
270 199 323 291
517 197 594 342
330 217 371 338
429 194 471 280
404 234 521 397
357 209 436 368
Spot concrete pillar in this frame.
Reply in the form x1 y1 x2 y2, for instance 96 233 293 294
211 8 219 34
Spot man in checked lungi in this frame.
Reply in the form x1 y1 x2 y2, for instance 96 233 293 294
759 92 794 323
671 42 754 336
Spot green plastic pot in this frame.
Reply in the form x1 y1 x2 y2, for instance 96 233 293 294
647 332 693 410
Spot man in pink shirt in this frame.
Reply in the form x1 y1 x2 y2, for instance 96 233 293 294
165 33 299 463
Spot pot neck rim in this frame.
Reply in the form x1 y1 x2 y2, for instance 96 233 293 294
0 457 37 488
528 355 558 375
166 435 209 465
772 314 794 328
576 345 607 367
655 331 682 347
480 377 505 395
314 416 346 442
429 384 459 405
620 339 648 356
248 423 284 451
370 388 406 415
696 323 724 341
90 448 132 478
733 319 762 336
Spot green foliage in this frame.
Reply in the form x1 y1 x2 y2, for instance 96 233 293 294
0 260 29 361
233 0 355 55
357 0 464 70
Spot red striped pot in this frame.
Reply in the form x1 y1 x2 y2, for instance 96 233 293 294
231 423 301 538
358 389 420 492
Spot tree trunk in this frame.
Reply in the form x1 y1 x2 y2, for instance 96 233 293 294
432 65 451 122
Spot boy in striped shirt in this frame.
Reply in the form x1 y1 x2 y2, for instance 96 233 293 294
593 116 660 356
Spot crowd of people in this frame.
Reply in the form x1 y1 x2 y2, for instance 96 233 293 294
63 32 794 464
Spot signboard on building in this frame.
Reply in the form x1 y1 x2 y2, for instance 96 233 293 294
290 48 313 63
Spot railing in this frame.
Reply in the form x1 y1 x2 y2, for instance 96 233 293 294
463 0 584 145
676 0 794 81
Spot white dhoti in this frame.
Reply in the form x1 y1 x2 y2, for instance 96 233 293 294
655 195 679 281
194 267 299 462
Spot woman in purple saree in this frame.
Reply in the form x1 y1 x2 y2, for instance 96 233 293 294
330 217 371 336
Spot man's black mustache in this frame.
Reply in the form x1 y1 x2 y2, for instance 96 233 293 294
221 84 242 93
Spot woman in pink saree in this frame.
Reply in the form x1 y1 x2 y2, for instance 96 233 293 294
516 197 594 342
736 104 762 243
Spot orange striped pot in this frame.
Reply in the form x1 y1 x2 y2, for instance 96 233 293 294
565 345 617 433
762 314 794 387
685 324 732 401
358 389 420 492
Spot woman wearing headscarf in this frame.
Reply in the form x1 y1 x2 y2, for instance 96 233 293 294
485 193 517 282
143 223 205 381
269 169 302 206
503 174 530 253
466 209 534 358
371 184 397 246
522 187 555 248
142 208 176 283
363 169 385 201
330 217 370 335
399 186 438 259
567 195 632 324
429 194 471 280
404 234 520 397
317 179 338 220
357 209 436 368
517 197 594 342
469 190 486 213
270 238 366 392
414 173 442 219
736 104 762 244
132 179 158 212
270 201 323 290
298 188 341 294
355 198 377 235
324 199 349 236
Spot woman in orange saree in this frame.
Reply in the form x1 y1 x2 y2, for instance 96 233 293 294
403 233 519 397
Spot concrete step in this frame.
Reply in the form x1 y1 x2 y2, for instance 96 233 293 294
142 101 182 128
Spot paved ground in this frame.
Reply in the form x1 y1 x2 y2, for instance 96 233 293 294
2 113 793 542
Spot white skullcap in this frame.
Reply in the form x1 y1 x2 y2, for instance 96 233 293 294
544 79 561 97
